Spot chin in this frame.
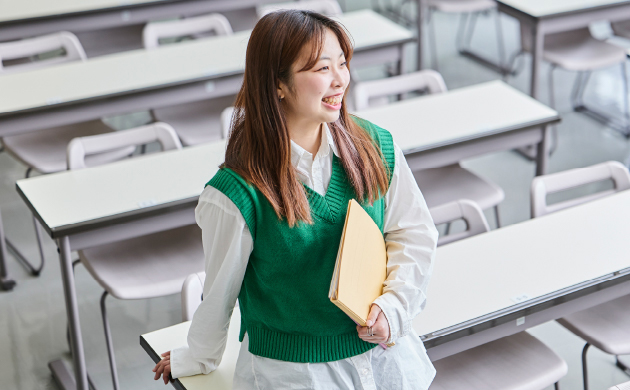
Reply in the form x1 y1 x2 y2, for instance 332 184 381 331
322 112 341 124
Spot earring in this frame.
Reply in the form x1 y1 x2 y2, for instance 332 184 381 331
279 96 283 102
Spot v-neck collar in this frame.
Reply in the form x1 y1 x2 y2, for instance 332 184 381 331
303 154 349 223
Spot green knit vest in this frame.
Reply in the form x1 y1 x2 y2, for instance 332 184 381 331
206 118 395 363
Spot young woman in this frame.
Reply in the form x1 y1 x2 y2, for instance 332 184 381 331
152 10 438 389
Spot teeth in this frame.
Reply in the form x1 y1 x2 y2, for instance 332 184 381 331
322 96 342 105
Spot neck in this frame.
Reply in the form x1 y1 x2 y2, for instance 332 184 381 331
287 119 323 156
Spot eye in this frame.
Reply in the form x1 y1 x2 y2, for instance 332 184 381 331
317 66 329 71
341 61 347 67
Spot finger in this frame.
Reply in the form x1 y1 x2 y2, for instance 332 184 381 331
163 365 171 385
155 363 165 380
161 351 171 358
366 305 382 327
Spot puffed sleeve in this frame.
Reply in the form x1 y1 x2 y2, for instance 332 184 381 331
169 186 253 378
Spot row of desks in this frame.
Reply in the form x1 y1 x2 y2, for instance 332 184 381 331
0 9 413 134
3 0 630 99
141 188 630 390
15 80 559 390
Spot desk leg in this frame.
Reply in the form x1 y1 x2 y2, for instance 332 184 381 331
416 0 423 70
0 210 16 291
50 236 89 390
535 125 549 176
530 21 543 99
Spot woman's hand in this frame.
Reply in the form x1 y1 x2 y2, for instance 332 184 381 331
356 304 390 344
153 351 172 385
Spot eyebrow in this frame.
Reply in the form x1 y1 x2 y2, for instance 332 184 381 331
319 52 345 60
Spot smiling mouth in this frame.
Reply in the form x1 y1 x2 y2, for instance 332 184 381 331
322 95 342 105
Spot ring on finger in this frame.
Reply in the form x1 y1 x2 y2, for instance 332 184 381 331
367 326 373 337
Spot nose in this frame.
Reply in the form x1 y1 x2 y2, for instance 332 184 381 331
331 64 348 90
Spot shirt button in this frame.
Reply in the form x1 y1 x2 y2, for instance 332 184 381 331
362 368 369 376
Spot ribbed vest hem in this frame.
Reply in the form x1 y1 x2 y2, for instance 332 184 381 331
246 326 377 363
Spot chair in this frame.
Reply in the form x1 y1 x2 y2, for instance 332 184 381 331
425 0 507 74
68 122 205 390
256 0 343 18
428 199 567 390
531 161 630 390
0 32 134 276
429 199 489 246
182 272 206 321
353 70 505 229
513 25 630 139
220 106 236 139
142 13 236 146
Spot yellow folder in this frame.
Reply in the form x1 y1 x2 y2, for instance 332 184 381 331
329 199 387 327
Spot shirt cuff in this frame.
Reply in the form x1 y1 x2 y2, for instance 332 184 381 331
373 292 411 344
170 346 205 379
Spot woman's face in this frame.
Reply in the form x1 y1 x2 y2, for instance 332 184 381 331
280 29 350 127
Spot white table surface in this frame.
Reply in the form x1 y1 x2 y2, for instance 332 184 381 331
142 309 241 390
0 9 412 115
142 190 630 389
415 189 630 337
17 140 226 232
356 81 558 153
498 0 630 18
0 0 165 23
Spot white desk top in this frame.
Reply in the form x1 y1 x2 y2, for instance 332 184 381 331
498 0 630 18
142 309 241 390
0 0 164 23
0 10 412 115
17 140 227 234
142 190 630 390
415 190 630 337
356 81 559 153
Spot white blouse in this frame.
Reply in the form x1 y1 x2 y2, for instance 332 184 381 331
170 124 439 390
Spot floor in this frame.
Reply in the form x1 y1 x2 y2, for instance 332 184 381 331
2 1 630 389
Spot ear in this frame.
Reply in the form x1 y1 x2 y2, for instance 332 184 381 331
277 82 287 101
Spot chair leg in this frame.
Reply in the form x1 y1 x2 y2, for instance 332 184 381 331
101 291 121 390
616 355 630 375
463 12 479 50
427 8 439 71
555 382 560 390
548 64 559 155
582 343 591 390
7 167 46 276
455 13 470 52
493 205 501 229
444 222 452 235
571 71 592 109
494 11 506 69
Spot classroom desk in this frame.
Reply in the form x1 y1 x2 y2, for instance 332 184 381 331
0 9 414 136
141 189 630 389
496 0 630 99
356 80 560 176
0 0 279 42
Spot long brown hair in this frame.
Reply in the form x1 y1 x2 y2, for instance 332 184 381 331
224 10 389 226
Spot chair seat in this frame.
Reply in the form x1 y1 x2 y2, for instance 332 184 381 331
413 166 504 210
153 95 235 146
557 294 630 355
430 332 567 390
1 120 134 174
544 30 627 71
428 0 496 13
79 224 204 300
